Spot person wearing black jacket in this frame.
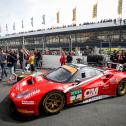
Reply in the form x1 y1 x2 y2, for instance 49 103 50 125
67 52 73 63
110 50 118 63
0 49 7 81
11 50 18 72
7 51 16 75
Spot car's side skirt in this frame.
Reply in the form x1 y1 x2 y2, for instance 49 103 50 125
76 95 111 105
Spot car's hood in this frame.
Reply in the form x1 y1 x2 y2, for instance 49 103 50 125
10 75 71 97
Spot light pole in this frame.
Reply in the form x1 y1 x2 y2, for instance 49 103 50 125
119 18 122 43
69 35 72 52
22 35 25 71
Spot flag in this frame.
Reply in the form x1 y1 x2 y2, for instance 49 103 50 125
21 20 24 29
118 0 123 16
92 3 97 18
6 24 8 32
13 22 15 31
42 14 45 24
31 17 34 27
56 11 60 23
72 7 76 21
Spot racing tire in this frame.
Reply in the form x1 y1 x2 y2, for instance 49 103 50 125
40 91 65 115
117 80 126 96
9 100 19 116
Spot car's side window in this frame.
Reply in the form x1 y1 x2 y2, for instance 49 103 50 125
94 69 103 75
75 67 99 80
71 67 103 82
83 68 96 78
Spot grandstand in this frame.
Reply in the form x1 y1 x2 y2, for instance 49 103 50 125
0 19 126 50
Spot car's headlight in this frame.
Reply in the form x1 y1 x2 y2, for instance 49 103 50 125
16 89 40 99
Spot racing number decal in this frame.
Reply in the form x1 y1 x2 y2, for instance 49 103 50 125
84 87 99 99
70 89 82 103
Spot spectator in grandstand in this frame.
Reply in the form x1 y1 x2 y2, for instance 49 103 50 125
66 52 73 64
0 48 7 81
60 51 66 66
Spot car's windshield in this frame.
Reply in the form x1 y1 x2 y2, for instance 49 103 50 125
44 67 74 83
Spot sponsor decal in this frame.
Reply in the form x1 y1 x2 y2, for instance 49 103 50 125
82 95 110 104
22 101 35 105
70 89 82 103
84 87 99 99
24 89 40 99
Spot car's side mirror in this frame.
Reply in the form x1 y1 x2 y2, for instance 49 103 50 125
75 79 81 83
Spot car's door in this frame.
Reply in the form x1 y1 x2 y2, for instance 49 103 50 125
67 67 104 104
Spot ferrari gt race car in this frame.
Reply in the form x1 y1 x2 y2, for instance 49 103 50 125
9 63 126 116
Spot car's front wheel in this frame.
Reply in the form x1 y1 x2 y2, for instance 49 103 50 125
40 91 65 115
117 80 126 96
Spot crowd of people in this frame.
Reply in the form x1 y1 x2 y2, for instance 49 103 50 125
0 47 75 82
0 48 42 81
60 51 73 66
1 46 126 82
4 18 126 37
110 50 126 64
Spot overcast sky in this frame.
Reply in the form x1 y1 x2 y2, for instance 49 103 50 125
0 0 126 36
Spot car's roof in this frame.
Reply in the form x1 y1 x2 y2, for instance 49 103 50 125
67 63 87 69
66 63 106 73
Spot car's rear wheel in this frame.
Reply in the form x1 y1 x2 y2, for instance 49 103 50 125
117 80 126 96
40 91 65 115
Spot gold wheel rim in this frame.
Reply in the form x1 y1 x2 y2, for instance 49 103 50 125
119 82 126 94
44 92 64 113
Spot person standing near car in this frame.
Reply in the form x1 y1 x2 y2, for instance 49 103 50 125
60 51 66 66
7 51 17 75
28 51 36 73
110 50 118 63
22 48 36 73
0 48 7 81
35 50 42 69
66 52 73 64
117 50 125 64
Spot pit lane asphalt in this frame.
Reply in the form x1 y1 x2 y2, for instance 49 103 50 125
0 69 126 126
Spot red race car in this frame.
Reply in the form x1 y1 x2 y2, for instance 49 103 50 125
9 64 126 116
